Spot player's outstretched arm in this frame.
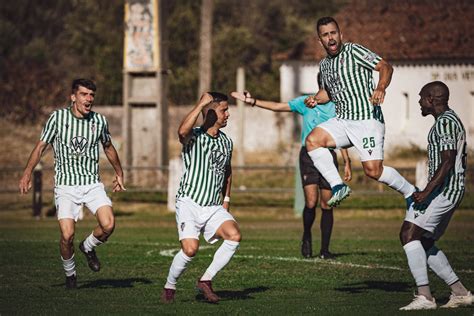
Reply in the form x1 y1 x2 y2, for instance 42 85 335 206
304 89 330 108
231 91 290 112
103 142 126 192
19 141 48 194
370 59 393 105
178 93 213 144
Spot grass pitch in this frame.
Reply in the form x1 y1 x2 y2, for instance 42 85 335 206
1 202 473 315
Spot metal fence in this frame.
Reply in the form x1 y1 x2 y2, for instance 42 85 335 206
2 164 473 214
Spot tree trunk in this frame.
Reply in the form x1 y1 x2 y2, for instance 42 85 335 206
198 0 213 97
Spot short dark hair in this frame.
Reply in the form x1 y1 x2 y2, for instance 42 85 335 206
316 16 340 34
72 78 96 94
207 92 228 103
423 81 450 103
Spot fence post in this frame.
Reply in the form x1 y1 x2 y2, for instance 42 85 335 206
416 159 428 190
32 163 42 219
293 159 304 217
167 157 182 212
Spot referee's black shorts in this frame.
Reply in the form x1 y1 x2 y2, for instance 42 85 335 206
299 146 338 190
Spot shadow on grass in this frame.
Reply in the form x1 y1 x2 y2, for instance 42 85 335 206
77 277 153 289
335 281 411 294
194 286 271 303
114 210 134 217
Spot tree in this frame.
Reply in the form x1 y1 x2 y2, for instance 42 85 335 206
198 0 213 97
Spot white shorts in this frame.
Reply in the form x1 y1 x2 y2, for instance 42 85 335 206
54 183 112 222
175 196 236 244
404 193 459 240
318 117 385 161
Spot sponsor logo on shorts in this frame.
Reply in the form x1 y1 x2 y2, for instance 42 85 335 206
180 222 185 231
367 149 373 155
414 207 426 219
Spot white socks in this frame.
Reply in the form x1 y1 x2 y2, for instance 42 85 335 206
201 240 240 281
165 240 239 289
307 148 342 188
61 254 76 277
403 240 429 286
83 233 103 252
426 246 459 286
378 166 415 198
165 250 193 289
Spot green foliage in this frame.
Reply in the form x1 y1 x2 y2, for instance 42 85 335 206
168 0 342 104
0 0 123 122
389 143 427 159
1 0 343 121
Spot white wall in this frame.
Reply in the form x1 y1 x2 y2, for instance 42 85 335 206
280 61 474 151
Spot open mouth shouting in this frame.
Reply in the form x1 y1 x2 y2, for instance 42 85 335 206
328 40 339 54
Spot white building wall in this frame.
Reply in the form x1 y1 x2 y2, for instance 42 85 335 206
280 62 474 151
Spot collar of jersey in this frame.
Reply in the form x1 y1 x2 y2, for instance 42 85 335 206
69 106 92 120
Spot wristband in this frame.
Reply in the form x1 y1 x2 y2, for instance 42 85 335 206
223 196 231 202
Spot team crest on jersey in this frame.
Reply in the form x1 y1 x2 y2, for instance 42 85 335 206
209 150 227 175
91 122 96 133
340 56 345 65
70 136 88 155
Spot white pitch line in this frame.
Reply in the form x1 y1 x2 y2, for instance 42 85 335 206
157 248 403 271
2 239 473 274
158 245 214 257
157 247 474 274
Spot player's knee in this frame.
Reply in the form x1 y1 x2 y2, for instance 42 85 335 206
305 200 317 209
364 166 382 180
60 232 75 246
399 228 413 246
100 218 115 237
320 200 331 209
227 230 242 242
305 134 321 150
182 245 198 257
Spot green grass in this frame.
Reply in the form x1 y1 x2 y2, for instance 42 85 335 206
1 203 473 315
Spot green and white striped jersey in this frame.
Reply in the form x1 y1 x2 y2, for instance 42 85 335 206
320 42 382 121
427 109 466 204
177 127 233 206
40 107 111 186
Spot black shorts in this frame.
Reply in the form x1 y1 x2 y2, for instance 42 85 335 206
299 146 338 189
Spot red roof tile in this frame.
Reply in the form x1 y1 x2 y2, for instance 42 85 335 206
276 0 474 63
